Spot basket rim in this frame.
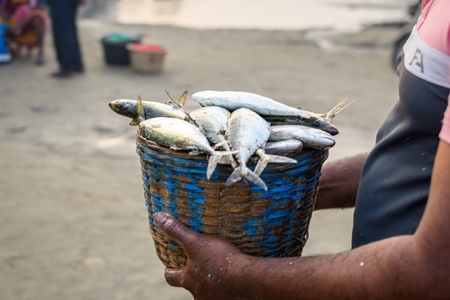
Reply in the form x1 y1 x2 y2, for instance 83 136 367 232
136 130 327 162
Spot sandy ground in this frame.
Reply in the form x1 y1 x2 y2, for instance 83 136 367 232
0 19 401 300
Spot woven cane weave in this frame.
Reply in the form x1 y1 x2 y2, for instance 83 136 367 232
136 131 329 269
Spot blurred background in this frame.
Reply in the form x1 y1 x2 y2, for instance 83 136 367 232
0 0 417 299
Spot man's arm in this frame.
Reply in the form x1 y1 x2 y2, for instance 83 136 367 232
155 141 450 300
314 152 367 210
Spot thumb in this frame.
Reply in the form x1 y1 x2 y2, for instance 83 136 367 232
164 267 184 287
154 212 196 248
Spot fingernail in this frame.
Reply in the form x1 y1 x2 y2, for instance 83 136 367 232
154 212 168 225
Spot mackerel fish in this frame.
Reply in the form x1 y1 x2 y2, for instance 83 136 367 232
139 117 235 179
225 108 296 190
269 125 335 150
108 96 187 126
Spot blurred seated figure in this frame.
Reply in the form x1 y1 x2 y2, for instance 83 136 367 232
0 0 49 65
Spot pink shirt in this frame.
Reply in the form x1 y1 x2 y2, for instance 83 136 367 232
418 0 450 143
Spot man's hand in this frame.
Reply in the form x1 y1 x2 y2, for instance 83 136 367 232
154 212 249 300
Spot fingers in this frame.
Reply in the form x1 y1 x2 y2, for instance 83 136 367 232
164 267 184 287
154 212 196 248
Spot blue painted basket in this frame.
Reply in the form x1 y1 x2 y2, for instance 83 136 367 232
136 131 329 268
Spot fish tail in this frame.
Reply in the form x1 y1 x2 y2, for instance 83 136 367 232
206 150 240 179
130 95 145 126
323 97 356 123
165 89 188 109
254 150 297 176
206 155 222 179
226 167 268 191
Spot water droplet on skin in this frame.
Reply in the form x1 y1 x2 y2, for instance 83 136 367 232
360 262 364 267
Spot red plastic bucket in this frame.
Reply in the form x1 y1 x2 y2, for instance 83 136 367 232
127 43 167 73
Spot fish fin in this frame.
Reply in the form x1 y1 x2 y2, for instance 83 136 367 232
226 167 268 191
130 95 145 126
206 155 221 179
165 89 188 110
254 149 297 175
178 89 188 107
166 89 202 128
216 149 240 156
254 157 269 176
244 168 268 191
225 167 243 186
217 155 238 167
323 97 357 123
213 139 230 150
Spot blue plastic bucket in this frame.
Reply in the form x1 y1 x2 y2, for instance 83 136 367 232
0 24 12 64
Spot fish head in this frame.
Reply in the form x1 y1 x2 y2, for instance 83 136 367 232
108 99 136 118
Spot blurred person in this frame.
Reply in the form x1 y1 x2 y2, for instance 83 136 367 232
154 0 450 299
0 0 49 65
46 0 85 78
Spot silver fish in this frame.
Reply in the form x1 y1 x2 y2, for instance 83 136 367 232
165 90 237 174
191 90 304 116
264 139 304 156
225 108 296 190
262 98 353 135
190 106 231 131
109 96 187 126
165 90 232 131
188 108 238 174
225 108 269 190
269 125 335 149
139 117 234 179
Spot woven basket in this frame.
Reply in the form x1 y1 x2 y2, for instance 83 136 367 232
136 131 328 269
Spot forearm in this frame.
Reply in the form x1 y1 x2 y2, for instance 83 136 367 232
233 142 450 300
234 235 440 300
314 152 368 210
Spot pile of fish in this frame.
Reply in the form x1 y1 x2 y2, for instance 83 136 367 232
109 90 352 191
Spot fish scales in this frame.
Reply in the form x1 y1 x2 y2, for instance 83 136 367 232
269 125 335 149
226 108 271 168
263 115 339 135
263 98 352 135
191 90 303 117
139 117 213 153
189 106 231 131
264 139 304 155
